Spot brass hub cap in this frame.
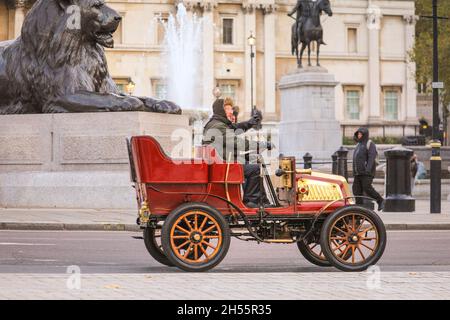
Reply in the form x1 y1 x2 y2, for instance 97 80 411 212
170 210 222 264
191 232 203 243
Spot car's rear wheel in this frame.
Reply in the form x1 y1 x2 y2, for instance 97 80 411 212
161 202 230 272
320 206 387 272
143 227 174 267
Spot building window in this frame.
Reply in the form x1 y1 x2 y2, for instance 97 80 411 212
344 88 362 120
156 13 169 45
153 80 167 100
384 88 400 121
222 18 234 45
219 83 236 101
113 77 131 95
347 28 357 53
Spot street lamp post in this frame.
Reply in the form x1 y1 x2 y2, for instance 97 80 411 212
126 80 135 96
421 0 450 213
430 0 441 214
248 33 256 110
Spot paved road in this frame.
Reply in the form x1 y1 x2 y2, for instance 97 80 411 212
1 230 450 273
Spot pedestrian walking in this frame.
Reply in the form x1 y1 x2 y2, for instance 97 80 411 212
352 127 385 211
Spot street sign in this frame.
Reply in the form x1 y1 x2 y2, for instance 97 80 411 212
432 82 444 89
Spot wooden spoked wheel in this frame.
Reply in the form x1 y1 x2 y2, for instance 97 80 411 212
161 203 230 272
320 206 386 272
169 211 222 264
330 214 378 264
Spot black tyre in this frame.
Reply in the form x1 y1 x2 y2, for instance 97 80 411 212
320 205 387 272
143 227 174 267
161 202 231 272
297 237 332 267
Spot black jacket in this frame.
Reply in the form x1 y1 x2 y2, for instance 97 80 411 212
352 127 377 176
202 99 259 162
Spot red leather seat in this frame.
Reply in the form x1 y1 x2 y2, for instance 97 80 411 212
131 136 209 184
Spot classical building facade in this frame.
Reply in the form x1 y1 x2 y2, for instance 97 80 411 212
0 0 418 138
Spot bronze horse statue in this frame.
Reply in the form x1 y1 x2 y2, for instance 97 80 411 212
291 0 333 68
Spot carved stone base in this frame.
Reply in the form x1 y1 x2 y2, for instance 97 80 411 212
278 67 341 160
0 112 190 208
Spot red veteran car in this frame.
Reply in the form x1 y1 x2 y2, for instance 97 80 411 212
127 135 386 272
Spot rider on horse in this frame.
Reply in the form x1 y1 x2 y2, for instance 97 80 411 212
288 0 312 45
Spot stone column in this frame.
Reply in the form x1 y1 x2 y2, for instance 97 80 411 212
202 2 216 110
242 1 257 116
262 4 277 118
403 15 418 123
366 7 382 123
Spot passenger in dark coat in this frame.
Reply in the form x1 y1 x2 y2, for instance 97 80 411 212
352 127 385 211
202 98 272 208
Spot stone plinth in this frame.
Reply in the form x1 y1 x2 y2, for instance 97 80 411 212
0 112 190 209
278 67 341 160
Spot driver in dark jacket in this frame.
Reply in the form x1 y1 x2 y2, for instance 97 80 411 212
352 127 385 211
202 98 272 208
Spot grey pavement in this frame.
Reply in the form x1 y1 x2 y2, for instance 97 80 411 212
0 199 449 231
1 271 449 300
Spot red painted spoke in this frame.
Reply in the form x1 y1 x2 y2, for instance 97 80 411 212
333 226 347 235
175 240 190 250
183 243 193 258
203 225 217 234
356 218 367 232
340 244 351 258
332 240 345 253
342 218 352 231
172 235 189 239
199 216 208 231
357 246 366 260
360 242 376 252
351 246 355 263
175 225 190 235
360 225 375 234
333 241 348 252
202 240 216 249
330 236 346 241
203 235 219 239
183 217 193 231
194 244 198 261
194 214 198 230
199 244 209 258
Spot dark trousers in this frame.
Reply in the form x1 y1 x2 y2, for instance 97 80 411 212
352 175 384 205
243 164 266 204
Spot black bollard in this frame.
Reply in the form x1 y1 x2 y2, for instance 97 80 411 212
331 152 338 175
384 146 415 212
336 146 349 181
303 152 313 169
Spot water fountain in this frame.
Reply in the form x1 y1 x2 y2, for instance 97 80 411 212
159 3 211 147
160 3 205 112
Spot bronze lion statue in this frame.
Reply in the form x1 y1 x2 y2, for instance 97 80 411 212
0 0 181 114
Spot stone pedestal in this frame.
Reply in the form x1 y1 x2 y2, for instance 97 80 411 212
278 67 341 160
0 112 190 209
